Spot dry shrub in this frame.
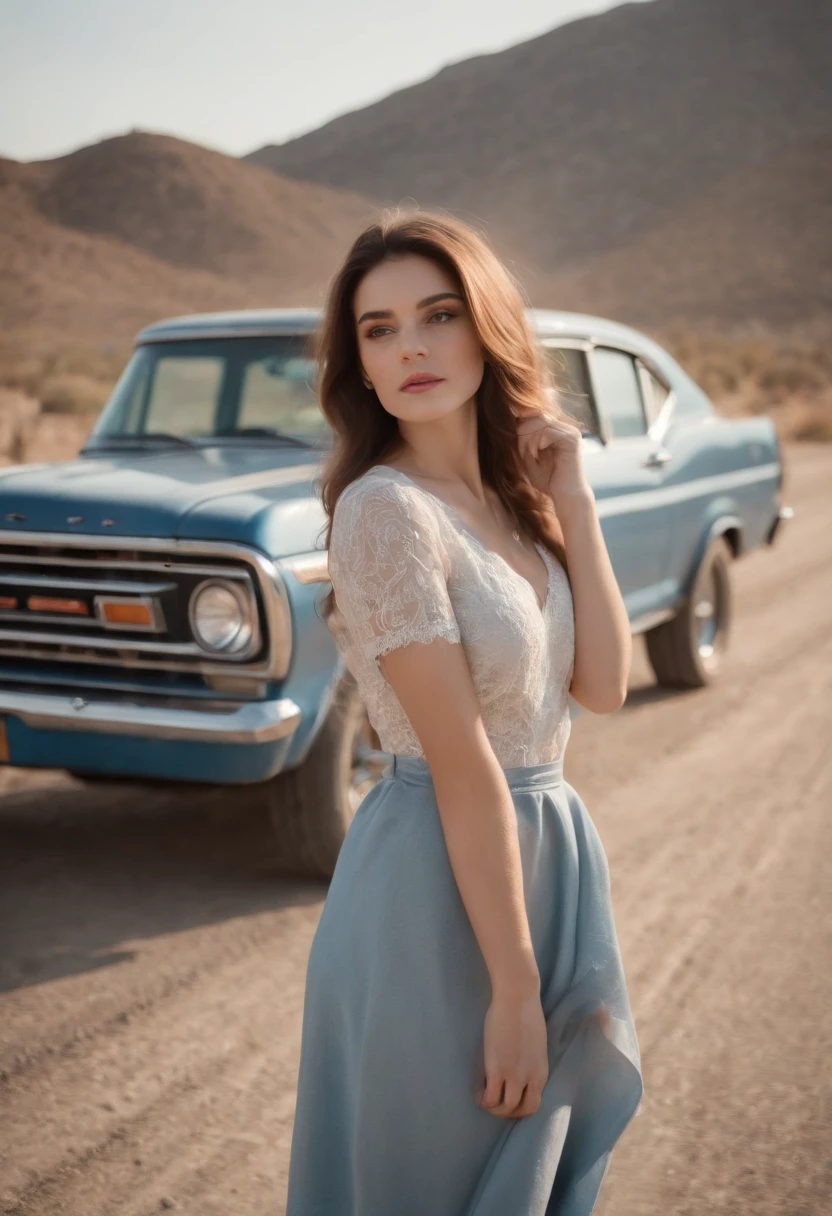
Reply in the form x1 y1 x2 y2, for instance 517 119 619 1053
39 373 112 415
758 359 829 397
660 324 832 441
0 332 127 461
27 413 96 462
0 388 40 464
769 391 832 443
0 331 129 411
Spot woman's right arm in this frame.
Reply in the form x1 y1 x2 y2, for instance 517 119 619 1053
329 479 549 1120
379 642 549 1113
378 638 550 1120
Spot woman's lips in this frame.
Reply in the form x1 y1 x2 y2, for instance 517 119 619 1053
401 378 445 393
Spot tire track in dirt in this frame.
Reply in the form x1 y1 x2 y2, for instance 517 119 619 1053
2 943 305 1214
0 879 320 1083
619 638 830 1037
596 720 832 1215
0 892 319 1201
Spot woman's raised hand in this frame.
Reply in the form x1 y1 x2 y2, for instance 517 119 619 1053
476 988 550 1119
514 408 589 507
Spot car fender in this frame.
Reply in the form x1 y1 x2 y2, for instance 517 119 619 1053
681 511 743 599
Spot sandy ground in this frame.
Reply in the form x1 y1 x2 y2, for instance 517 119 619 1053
0 443 829 1215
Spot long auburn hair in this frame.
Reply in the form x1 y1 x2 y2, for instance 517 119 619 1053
314 209 569 628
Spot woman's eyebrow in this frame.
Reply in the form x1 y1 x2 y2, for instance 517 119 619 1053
356 292 464 326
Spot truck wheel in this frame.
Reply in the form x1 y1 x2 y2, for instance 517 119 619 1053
265 669 389 879
645 535 733 689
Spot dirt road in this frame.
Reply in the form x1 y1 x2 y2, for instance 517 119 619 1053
1 444 829 1215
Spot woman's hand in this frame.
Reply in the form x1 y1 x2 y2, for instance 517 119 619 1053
515 406 591 512
476 989 550 1119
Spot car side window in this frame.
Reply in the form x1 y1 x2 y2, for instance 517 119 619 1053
543 346 598 436
638 363 672 427
591 347 647 439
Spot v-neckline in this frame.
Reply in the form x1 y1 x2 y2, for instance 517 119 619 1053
367 464 552 619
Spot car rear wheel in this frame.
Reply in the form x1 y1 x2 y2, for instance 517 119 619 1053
645 535 733 688
263 670 389 879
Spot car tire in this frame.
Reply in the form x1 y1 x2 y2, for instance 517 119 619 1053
263 669 389 879
645 535 733 688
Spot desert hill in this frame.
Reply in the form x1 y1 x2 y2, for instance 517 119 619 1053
542 129 832 327
1 153 238 339
0 132 378 342
32 132 377 282
248 0 832 299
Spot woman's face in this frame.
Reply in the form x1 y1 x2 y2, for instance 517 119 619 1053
353 253 485 425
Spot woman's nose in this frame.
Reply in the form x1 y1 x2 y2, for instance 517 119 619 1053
398 323 428 359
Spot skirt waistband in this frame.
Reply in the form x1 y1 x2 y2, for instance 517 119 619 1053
385 753 565 793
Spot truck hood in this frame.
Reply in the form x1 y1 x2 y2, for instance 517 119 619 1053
0 447 328 558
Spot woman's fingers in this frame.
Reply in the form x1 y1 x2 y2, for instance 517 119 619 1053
478 1074 543 1119
511 1083 544 1119
479 1073 510 1116
493 1078 525 1117
478 1074 505 1111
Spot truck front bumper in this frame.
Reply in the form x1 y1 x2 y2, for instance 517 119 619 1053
0 689 302 783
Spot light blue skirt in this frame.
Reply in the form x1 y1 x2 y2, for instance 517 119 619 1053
286 754 644 1216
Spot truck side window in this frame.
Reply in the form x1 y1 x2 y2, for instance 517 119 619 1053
238 351 323 436
591 347 647 439
543 347 598 436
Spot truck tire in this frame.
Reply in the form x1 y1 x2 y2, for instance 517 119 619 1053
645 535 733 689
264 669 388 879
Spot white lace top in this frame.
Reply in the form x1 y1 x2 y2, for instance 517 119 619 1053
325 465 575 767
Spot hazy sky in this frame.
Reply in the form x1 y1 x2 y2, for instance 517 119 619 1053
0 0 647 162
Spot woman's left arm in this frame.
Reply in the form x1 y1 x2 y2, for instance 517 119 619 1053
517 412 631 713
555 485 631 712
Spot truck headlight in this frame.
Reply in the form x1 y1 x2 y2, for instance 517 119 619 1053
189 580 254 654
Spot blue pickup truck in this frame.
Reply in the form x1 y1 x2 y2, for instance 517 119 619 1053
0 308 790 875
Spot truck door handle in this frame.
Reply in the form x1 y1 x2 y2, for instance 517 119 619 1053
643 447 672 468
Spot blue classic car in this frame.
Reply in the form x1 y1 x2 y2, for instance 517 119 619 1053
0 308 790 875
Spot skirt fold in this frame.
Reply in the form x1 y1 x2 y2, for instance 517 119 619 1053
286 754 644 1216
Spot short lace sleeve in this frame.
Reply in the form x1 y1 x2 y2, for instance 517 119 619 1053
328 477 462 664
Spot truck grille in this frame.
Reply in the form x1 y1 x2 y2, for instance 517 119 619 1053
0 532 291 679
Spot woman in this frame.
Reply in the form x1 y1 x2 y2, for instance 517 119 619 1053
286 211 643 1215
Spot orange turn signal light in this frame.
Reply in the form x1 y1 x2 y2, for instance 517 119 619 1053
28 596 89 616
0 596 18 610
99 600 155 627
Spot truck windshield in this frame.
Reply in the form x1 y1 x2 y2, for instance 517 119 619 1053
87 335 329 450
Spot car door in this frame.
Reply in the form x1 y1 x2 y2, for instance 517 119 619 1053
582 345 674 622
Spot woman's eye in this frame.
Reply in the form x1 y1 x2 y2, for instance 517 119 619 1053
365 311 454 339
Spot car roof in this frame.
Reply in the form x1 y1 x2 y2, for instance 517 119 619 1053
135 306 660 356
